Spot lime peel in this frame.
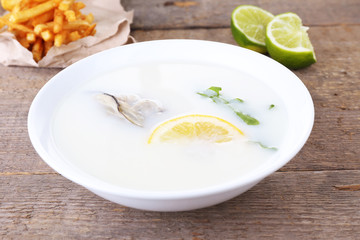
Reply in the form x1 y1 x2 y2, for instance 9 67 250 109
231 5 316 69
231 5 274 54
265 12 316 69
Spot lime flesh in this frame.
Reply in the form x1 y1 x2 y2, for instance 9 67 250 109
231 5 274 53
265 12 316 69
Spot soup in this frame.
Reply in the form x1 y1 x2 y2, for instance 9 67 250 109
51 62 288 191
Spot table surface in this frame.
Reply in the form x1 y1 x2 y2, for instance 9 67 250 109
1 0 360 239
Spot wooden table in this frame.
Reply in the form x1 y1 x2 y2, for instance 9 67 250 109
1 0 359 239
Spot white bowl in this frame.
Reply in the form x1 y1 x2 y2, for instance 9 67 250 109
28 40 314 212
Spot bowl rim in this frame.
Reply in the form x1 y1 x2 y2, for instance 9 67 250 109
28 39 315 200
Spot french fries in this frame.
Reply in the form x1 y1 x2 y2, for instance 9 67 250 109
32 37 43 62
0 0 96 62
53 8 63 33
1 0 20 11
9 0 59 23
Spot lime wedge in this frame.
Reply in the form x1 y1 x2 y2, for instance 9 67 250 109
265 12 316 69
231 5 274 53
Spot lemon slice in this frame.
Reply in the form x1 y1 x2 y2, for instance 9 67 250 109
231 5 274 53
265 12 316 69
148 114 244 144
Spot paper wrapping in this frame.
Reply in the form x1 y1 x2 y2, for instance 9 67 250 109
0 0 134 67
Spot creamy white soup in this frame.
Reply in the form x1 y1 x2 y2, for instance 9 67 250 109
51 62 288 191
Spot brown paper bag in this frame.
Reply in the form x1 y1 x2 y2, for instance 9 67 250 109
0 0 134 67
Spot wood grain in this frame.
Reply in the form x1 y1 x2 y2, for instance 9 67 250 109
1 170 359 239
0 66 59 173
122 0 360 29
1 0 360 238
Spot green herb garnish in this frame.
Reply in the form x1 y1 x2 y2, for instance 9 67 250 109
235 112 260 125
197 86 260 125
233 98 244 103
208 86 222 96
269 104 275 110
250 141 278 150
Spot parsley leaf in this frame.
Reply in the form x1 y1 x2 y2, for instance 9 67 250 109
235 112 260 125
197 86 260 125
233 98 244 103
250 141 278 150
208 86 222 96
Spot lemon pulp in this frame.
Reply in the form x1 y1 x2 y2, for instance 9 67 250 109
148 114 244 144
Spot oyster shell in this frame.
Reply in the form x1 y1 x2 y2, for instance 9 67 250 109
96 93 164 127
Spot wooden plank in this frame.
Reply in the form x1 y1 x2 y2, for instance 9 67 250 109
122 0 360 29
0 170 359 239
283 25 360 171
0 1 358 239
0 66 60 174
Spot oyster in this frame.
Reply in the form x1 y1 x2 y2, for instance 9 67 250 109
96 93 164 127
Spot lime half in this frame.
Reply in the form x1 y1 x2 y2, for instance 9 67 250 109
231 5 274 53
265 12 316 69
